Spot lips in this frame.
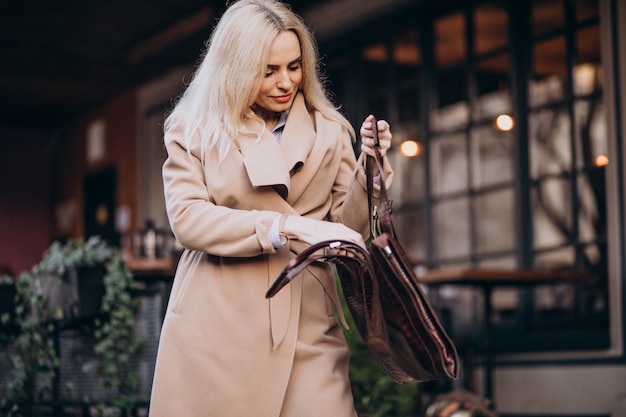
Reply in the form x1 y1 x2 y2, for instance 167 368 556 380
272 93 292 104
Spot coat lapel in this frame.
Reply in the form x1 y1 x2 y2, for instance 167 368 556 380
238 93 316 197
280 93 316 174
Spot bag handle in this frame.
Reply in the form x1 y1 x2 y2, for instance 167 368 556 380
365 116 394 239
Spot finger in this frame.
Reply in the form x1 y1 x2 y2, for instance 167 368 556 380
376 119 389 132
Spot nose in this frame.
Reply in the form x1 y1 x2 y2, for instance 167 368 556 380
277 70 292 90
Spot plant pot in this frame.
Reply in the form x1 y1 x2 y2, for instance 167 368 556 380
0 281 17 335
73 265 106 319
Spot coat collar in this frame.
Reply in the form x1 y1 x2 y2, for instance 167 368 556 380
238 93 315 197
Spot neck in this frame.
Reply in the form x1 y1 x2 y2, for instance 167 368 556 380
253 106 280 131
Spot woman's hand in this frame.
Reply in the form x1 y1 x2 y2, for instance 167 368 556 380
360 114 392 158
282 216 365 248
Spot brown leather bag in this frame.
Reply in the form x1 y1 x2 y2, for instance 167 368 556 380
266 117 459 383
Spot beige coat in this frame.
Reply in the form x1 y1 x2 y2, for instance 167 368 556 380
149 94 392 417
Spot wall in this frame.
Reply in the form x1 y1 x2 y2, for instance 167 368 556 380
0 128 52 274
51 91 140 248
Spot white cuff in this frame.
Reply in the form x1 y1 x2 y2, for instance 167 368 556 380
269 214 286 249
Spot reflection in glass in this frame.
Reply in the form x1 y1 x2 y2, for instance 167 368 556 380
576 24 601 66
574 98 606 169
529 106 572 178
394 29 420 66
394 29 421 124
433 197 470 260
474 188 515 254
470 125 513 188
435 12 466 67
432 72 469 131
475 54 512 121
573 63 599 97
474 2 508 55
531 36 567 106
578 170 606 243
532 0 564 37
575 0 599 22
362 43 389 118
387 150 424 206
531 178 572 250
395 208 425 260
430 133 468 195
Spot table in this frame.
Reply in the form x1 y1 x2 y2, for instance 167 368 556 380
128 257 177 322
419 267 594 401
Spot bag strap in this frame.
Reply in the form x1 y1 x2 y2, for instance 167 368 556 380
265 239 371 298
365 117 393 239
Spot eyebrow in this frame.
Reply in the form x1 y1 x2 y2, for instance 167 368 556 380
267 56 302 70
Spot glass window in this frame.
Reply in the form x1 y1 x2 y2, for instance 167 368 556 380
432 197 471 260
531 178 573 250
574 97 606 169
577 170 606 243
470 125 514 188
575 0 599 22
474 2 508 55
435 12 466 67
530 36 567 107
529 106 572 178
319 0 609 354
474 188 516 254
387 150 424 206
475 53 512 121
430 133 468 196
394 29 421 124
362 43 389 118
395 208 426 261
532 0 564 37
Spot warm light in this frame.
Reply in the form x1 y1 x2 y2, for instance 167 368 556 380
595 154 609 167
495 114 514 131
400 140 421 157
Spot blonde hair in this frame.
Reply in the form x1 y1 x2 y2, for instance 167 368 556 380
164 0 355 161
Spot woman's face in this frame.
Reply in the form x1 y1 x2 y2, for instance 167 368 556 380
254 30 302 118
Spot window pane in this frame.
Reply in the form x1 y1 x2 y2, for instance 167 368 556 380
475 53 512 121
432 70 469 131
362 43 388 118
474 188 516 254
394 29 421 66
531 178 573 249
471 125 514 188
435 12 466 67
578 170 606 243
532 0 564 37
530 36 567 107
474 1 508 55
387 150 424 206
575 0 599 21
574 97 607 169
529 106 572 179
432 197 471 259
576 24 601 68
394 29 421 124
430 132 468 195
326 55 347 111
395 208 426 261
573 63 601 97
534 247 575 269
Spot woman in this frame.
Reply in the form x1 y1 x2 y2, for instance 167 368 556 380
149 0 393 416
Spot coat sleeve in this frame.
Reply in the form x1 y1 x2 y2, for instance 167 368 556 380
162 129 280 258
329 128 393 238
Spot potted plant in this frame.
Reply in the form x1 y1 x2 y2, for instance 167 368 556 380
0 236 143 417
0 273 17 337
0 268 59 417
